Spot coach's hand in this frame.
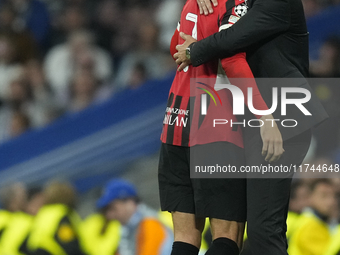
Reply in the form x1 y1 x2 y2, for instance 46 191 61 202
174 32 197 72
260 115 285 163
197 0 218 15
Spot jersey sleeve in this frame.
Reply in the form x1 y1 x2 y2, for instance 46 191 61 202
220 54 268 118
170 22 180 60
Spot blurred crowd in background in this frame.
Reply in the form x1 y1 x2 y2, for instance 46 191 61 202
0 0 339 144
1 178 340 255
0 0 178 143
0 0 340 254
0 0 339 159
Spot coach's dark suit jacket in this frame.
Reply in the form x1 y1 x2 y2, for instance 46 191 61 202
190 0 328 140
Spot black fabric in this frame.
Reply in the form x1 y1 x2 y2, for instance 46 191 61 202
158 142 247 222
240 129 312 255
205 237 239 255
54 216 86 255
0 228 5 240
181 96 193 147
19 236 31 255
191 0 302 68
166 95 183 144
158 143 195 214
190 0 328 140
171 241 199 255
32 249 51 255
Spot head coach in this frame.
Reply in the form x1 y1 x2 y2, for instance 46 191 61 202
173 0 329 254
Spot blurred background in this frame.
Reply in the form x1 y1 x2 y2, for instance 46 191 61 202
0 0 339 254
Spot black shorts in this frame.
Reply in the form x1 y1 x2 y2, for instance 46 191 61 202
158 142 246 222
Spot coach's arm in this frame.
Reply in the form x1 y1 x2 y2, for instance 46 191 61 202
175 0 291 69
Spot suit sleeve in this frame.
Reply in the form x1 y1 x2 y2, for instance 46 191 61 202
218 1 268 117
191 0 291 67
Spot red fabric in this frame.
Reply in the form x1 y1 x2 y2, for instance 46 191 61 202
170 29 179 60
161 0 268 147
221 53 268 118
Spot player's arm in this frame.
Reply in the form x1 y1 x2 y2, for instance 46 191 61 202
221 53 267 117
175 0 291 68
170 23 180 60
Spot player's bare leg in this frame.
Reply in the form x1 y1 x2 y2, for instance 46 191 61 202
205 218 245 255
171 211 205 255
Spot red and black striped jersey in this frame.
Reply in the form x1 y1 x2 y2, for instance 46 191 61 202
161 0 267 147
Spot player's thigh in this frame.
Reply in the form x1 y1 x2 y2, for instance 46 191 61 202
158 143 195 214
191 142 247 222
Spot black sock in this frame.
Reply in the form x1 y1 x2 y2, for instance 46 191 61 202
205 237 239 255
171 241 199 255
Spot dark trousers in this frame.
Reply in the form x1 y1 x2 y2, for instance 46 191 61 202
240 129 312 255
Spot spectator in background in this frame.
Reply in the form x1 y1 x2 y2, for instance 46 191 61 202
27 181 86 255
0 66 55 142
49 4 88 46
80 209 121 255
111 4 151 63
324 215 340 255
68 70 110 113
310 36 340 77
24 59 62 124
286 181 311 242
91 0 121 57
10 0 50 49
0 34 23 101
114 21 173 90
155 0 183 51
126 62 148 89
0 183 27 240
44 29 112 105
0 3 38 62
0 187 45 255
301 0 322 18
9 111 31 138
288 179 337 255
97 179 173 255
